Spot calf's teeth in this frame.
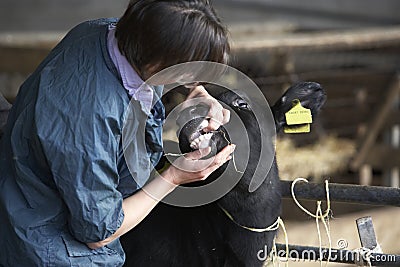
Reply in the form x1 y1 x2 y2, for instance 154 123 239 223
204 133 212 140
189 132 213 150
199 120 208 129
190 142 198 149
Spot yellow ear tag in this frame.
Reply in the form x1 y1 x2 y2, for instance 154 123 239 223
284 124 310 133
285 99 312 125
284 99 312 134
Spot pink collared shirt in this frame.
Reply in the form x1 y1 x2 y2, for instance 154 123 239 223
107 25 153 114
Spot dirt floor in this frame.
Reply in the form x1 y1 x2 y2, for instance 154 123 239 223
269 206 400 266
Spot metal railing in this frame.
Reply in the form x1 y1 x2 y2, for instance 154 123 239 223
277 180 400 265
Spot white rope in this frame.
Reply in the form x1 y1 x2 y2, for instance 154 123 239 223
291 178 332 266
218 204 289 267
353 244 382 267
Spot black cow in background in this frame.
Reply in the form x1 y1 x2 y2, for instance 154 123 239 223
122 82 326 267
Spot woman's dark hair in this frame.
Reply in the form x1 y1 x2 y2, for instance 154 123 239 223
115 0 230 77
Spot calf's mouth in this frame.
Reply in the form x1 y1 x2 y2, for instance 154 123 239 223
187 119 215 150
177 115 229 157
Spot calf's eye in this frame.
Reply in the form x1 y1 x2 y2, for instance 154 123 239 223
233 98 250 110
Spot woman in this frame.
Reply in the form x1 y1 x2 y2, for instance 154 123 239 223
0 0 233 265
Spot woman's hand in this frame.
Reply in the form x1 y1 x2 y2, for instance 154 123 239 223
162 144 235 185
185 85 230 131
86 144 235 250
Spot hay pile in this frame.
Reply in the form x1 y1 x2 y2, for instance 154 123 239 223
276 136 356 181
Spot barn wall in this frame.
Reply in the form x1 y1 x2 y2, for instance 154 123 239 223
1 0 400 32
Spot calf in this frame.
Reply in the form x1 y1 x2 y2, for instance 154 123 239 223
121 82 326 267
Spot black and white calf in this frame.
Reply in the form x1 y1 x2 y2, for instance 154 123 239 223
121 82 326 267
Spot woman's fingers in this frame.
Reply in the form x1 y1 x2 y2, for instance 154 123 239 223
221 108 231 125
167 144 236 185
172 148 214 173
198 145 235 178
183 85 231 131
184 147 211 160
204 99 225 131
199 144 235 174
211 144 235 168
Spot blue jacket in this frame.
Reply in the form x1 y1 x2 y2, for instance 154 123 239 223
0 19 164 266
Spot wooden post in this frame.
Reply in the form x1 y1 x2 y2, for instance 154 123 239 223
390 125 400 187
350 74 400 171
391 91 400 188
360 164 373 186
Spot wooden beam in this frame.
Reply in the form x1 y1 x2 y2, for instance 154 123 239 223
1 26 400 72
0 32 63 49
350 74 400 170
233 26 400 52
3 27 399 53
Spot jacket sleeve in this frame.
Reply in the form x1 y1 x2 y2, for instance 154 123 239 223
34 69 126 243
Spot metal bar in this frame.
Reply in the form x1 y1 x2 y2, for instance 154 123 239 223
356 216 380 251
356 216 381 267
280 180 400 207
275 243 400 265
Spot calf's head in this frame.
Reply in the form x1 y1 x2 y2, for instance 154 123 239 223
272 82 326 132
175 82 326 186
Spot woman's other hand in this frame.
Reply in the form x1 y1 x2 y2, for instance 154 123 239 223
184 85 230 131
